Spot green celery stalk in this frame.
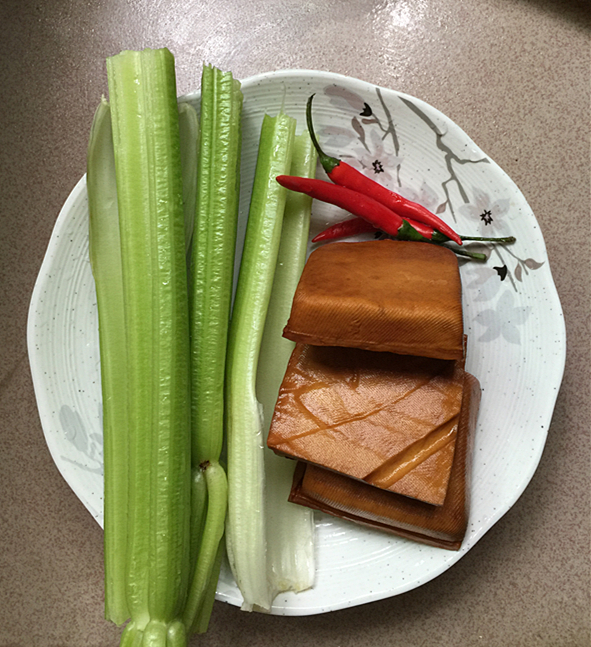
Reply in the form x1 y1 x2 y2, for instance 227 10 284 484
190 541 224 634
188 467 208 583
256 130 317 597
178 102 200 253
88 94 200 634
190 63 243 465
182 64 243 632
182 460 228 633
106 48 191 644
87 97 129 626
225 112 296 612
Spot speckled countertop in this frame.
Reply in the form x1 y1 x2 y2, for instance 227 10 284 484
0 1 589 645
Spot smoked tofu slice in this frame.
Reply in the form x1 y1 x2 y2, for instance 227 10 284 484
283 240 464 361
288 372 481 550
267 343 465 506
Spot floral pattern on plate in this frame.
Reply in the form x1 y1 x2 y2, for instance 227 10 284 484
318 83 547 345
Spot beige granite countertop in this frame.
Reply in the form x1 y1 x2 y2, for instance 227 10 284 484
0 1 589 645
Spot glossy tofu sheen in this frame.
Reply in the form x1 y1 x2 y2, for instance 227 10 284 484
267 343 465 506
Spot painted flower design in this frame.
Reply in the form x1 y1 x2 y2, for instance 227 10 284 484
396 181 440 213
317 86 375 165
473 289 531 344
464 264 503 302
59 404 103 474
344 128 403 188
319 125 357 155
459 187 510 235
323 85 367 113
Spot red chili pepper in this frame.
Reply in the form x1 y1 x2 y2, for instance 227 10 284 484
276 175 427 241
313 215 516 252
312 216 448 243
403 218 448 241
306 94 463 246
312 217 377 243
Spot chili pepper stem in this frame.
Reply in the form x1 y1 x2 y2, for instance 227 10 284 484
306 94 340 174
445 246 487 261
459 235 516 244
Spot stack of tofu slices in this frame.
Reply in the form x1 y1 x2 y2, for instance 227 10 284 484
267 240 481 550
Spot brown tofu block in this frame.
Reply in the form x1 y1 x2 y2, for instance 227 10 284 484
267 343 465 506
288 372 481 550
283 240 464 361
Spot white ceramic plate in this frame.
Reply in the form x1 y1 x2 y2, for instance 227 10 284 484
27 70 565 616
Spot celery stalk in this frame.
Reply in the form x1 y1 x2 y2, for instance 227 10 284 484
225 112 296 612
190 541 224 634
87 98 130 625
256 131 317 596
178 102 200 252
183 460 228 632
106 48 191 643
183 65 242 631
89 93 200 634
190 64 243 465
188 468 208 582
